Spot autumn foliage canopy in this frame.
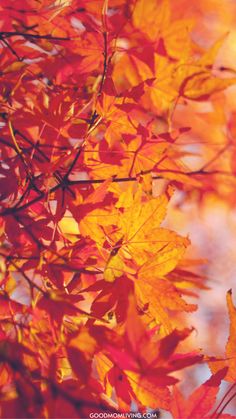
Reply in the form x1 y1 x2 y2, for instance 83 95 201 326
1 0 236 417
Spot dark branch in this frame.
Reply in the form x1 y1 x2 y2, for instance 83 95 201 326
0 31 71 41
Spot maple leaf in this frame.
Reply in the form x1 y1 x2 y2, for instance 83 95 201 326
208 290 236 382
79 185 188 279
171 367 228 419
133 0 171 42
102 297 202 410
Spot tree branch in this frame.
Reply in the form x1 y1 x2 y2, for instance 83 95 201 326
0 31 70 41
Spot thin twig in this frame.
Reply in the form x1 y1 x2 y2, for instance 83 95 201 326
210 382 236 418
215 390 236 418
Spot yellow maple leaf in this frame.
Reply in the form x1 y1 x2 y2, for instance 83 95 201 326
133 0 170 41
80 186 189 284
135 277 196 335
126 371 171 410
